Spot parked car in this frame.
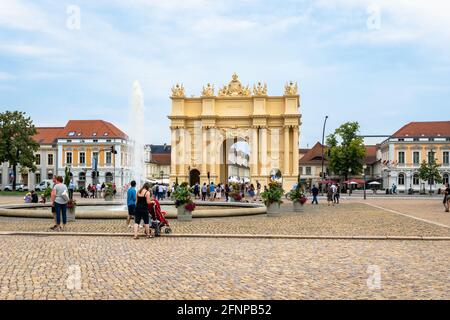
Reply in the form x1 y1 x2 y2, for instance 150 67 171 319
3 184 26 191
34 180 54 191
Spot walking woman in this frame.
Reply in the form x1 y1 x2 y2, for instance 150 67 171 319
134 182 154 239
443 183 450 213
51 176 69 231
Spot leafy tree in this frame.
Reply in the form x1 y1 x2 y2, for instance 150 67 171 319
418 155 442 193
64 166 71 187
0 111 39 190
326 122 366 181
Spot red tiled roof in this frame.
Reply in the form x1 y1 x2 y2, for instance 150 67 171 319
150 153 171 165
365 145 378 165
33 127 64 145
58 120 128 139
393 121 450 138
299 142 327 165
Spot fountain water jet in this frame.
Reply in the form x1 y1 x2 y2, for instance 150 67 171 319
129 81 146 188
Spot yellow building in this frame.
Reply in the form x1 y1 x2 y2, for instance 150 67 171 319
380 121 450 192
168 73 301 189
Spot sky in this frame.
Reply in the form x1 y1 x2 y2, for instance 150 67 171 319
1 0 450 148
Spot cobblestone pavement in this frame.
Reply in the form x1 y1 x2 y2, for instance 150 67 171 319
0 203 449 237
0 235 448 300
361 199 450 227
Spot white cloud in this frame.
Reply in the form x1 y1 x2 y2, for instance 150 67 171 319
0 0 48 31
0 71 14 80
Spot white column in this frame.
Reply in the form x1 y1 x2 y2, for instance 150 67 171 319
292 126 299 176
209 128 216 176
178 128 185 177
202 127 207 175
284 127 290 176
170 128 177 176
260 127 268 176
252 127 259 176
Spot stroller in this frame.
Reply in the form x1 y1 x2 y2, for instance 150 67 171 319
149 199 172 236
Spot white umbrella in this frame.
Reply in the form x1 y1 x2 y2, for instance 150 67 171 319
368 181 381 185
349 181 358 185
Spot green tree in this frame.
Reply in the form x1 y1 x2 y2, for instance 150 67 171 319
418 155 442 194
0 111 39 190
64 166 71 187
326 122 366 181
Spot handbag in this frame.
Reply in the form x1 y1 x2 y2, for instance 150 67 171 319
61 189 70 202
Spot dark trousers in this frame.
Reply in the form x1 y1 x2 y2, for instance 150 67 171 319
69 189 74 200
312 195 318 204
55 202 67 225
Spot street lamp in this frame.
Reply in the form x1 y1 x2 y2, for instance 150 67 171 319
348 168 352 196
321 115 329 195
363 164 367 200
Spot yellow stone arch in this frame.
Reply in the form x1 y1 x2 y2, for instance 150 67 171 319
168 74 301 190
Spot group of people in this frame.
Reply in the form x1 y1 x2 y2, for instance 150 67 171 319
309 184 341 206
443 183 450 212
85 182 116 199
23 190 39 203
190 181 262 203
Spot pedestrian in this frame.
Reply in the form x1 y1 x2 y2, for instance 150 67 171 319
334 183 341 204
193 183 200 199
330 183 337 204
327 184 334 206
158 184 164 201
225 183 230 202
201 183 207 201
248 184 256 202
209 182 216 201
68 180 75 200
127 180 137 228
256 180 261 200
311 184 319 205
51 176 69 231
31 190 39 203
133 182 154 239
443 183 450 213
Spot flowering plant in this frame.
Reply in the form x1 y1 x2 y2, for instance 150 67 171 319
261 181 284 206
287 188 307 205
184 202 196 211
67 199 77 209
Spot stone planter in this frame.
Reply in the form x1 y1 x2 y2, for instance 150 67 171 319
177 206 192 222
104 195 113 201
266 202 281 217
293 201 304 212
67 208 76 222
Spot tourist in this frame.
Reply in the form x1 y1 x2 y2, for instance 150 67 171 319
51 176 69 231
158 184 164 200
330 184 338 204
248 184 256 202
127 180 137 227
209 182 216 201
256 180 261 200
201 183 207 201
225 184 230 202
443 183 450 213
31 190 39 203
334 183 341 204
96 182 101 198
327 184 334 206
68 180 75 200
133 182 154 239
311 185 319 205
24 192 32 203
193 183 200 199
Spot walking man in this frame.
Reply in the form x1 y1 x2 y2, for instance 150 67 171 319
311 184 319 205
127 180 137 228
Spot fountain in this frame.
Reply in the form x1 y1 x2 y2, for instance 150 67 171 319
129 81 146 187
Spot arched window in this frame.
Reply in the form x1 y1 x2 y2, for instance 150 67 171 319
105 172 113 183
444 173 449 185
413 174 420 185
398 173 405 185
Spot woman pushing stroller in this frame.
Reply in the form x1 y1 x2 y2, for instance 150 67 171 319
133 182 155 239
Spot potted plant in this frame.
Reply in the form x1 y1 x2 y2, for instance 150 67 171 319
104 183 114 201
172 184 195 221
67 199 77 221
261 181 284 216
229 182 242 202
287 187 307 212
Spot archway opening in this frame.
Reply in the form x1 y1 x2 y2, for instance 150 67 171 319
270 168 283 184
221 138 250 184
189 169 200 186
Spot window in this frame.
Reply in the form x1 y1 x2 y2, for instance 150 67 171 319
93 139 98 143
92 133 97 136
305 167 312 175
413 174 420 185
106 139 111 143
413 138 419 142
398 151 405 164
398 138 405 142
48 154 53 166
443 152 449 165
106 151 112 164
398 173 405 185
413 152 420 165
429 138 434 142
68 132 75 136
299 167 304 175
444 173 449 185
67 139 72 143
66 152 72 164
428 151 435 164
93 152 99 167
35 154 41 165
79 152 86 165
47 172 53 180
35 173 41 184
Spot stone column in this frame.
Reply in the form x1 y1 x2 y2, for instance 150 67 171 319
284 127 290 176
292 126 299 176
170 127 177 176
260 127 268 176
202 127 207 176
178 128 185 177
209 128 216 177
251 127 259 177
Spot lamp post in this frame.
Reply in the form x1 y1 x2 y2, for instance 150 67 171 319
363 164 367 200
321 115 329 195
348 168 352 196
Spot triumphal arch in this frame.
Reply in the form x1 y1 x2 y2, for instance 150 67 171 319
168 73 301 190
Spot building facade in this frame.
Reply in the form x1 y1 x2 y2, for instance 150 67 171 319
0 120 134 191
145 144 171 183
380 121 450 193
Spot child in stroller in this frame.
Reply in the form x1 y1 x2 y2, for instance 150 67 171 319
148 198 172 236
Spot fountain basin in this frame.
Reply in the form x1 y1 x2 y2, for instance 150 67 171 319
0 201 266 219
